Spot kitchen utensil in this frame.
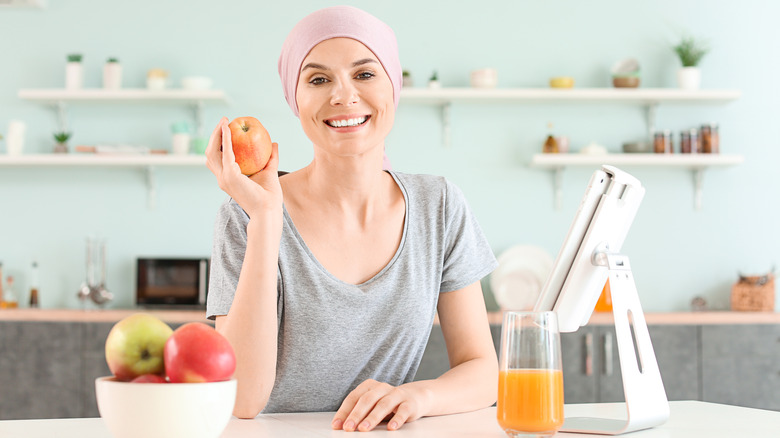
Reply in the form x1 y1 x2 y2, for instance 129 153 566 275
91 239 113 305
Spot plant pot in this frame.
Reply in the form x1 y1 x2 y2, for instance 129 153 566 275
54 143 68 153
677 67 701 90
65 62 83 90
103 63 122 89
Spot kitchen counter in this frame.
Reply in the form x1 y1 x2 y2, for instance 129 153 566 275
0 308 778 325
0 401 777 437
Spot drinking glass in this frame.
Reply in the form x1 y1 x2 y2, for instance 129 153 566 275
497 311 564 438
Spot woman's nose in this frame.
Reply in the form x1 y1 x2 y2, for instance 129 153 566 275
330 80 359 106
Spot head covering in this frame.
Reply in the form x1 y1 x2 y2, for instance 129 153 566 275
278 5 402 118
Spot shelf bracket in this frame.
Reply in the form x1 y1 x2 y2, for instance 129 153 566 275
193 100 205 138
441 102 452 148
55 100 69 133
145 166 157 210
693 168 704 211
644 103 658 140
553 166 564 210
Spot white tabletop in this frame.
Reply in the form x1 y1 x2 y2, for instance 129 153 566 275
0 401 777 438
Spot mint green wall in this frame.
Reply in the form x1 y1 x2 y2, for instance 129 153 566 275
1 1 778 312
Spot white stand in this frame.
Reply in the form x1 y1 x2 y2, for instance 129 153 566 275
562 253 670 435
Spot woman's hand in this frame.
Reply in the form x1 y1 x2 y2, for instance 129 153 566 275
331 379 432 432
205 117 282 217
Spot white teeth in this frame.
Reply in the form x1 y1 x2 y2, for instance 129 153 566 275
327 116 367 127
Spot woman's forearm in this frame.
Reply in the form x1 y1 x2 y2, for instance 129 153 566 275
216 213 283 418
403 355 498 418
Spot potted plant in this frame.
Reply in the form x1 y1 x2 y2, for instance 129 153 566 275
103 57 122 89
673 36 709 90
66 53 83 90
428 71 441 89
53 131 71 153
402 70 413 87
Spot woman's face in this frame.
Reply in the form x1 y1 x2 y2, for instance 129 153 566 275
296 37 395 161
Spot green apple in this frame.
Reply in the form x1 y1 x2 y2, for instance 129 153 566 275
105 313 173 381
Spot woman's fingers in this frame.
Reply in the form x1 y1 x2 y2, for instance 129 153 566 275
205 117 228 173
221 123 237 170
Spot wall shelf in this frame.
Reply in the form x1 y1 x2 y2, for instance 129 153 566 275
400 87 741 148
0 153 208 209
17 88 229 137
529 153 745 210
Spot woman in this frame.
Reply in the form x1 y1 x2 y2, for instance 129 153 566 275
205 6 498 432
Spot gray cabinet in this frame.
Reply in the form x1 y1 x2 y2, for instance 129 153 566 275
701 324 780 410
0 322 84 420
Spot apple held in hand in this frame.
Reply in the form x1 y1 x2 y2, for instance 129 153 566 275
105 313 173 381
164 322 236 383
228 116 273 176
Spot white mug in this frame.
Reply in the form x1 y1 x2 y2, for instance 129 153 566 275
470 68 498 88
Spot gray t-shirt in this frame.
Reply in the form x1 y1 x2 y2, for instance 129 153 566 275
206 171 497 413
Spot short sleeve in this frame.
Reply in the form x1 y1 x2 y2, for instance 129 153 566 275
206 198 250 320
439 180 498 293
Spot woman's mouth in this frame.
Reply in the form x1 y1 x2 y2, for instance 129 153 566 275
324 115 370 128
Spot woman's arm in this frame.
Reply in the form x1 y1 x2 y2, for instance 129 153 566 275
206 118 284 418
332 280 497 431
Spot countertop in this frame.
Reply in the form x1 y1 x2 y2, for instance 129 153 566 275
0 308 778 325
0 401 777 437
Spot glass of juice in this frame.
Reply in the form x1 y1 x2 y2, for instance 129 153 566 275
497 311 564 438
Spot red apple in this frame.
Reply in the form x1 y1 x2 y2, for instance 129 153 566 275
164 322 236 383
130 373 168 383
228 116 272 175
105 313 173 381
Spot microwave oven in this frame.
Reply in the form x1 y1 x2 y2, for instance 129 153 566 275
136 258 209 308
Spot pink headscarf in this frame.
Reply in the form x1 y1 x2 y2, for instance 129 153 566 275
277 5 402 118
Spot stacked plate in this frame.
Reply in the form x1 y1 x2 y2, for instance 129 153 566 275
490 245 553 311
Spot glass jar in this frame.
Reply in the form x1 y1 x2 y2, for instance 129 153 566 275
653 130 672 154
700 123 720 153
689 128 700 154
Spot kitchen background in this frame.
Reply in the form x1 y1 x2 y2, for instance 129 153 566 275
0 0 777 312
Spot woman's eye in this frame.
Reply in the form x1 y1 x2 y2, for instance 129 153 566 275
356 71 375 80
309 77 328 85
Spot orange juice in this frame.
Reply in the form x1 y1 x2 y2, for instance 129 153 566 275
497 369 564 434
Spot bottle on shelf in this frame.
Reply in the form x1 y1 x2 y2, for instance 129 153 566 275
543 122 559 154
1 275 19 309
29 261 39 308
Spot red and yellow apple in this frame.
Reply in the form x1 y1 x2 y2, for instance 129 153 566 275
130 373 168 383
164 322 236 383
104 313 173 381
228 116 272 175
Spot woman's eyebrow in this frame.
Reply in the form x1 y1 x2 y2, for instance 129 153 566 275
301 58 378 72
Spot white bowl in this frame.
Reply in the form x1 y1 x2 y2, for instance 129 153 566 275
95 376 236 438
181 76 214 90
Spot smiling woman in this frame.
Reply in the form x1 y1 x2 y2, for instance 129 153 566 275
202 5 499 433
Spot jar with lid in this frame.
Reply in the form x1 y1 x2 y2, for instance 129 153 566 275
653 130 672 154
700 123 719 153
680 129 700 154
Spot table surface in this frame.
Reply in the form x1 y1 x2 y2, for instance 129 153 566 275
1 401 778 438
2 308 779 325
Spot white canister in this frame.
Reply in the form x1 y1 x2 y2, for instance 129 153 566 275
103 61 122 89
677 67 701 90
65 62 83 90
172 133 190 155
470 68 498 88
6 120 26 156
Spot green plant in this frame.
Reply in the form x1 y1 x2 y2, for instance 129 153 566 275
53 131 72 143
67 53 83 63
674 36 709 67
429 71 438 81
107 57 119 63
402 70 411 77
